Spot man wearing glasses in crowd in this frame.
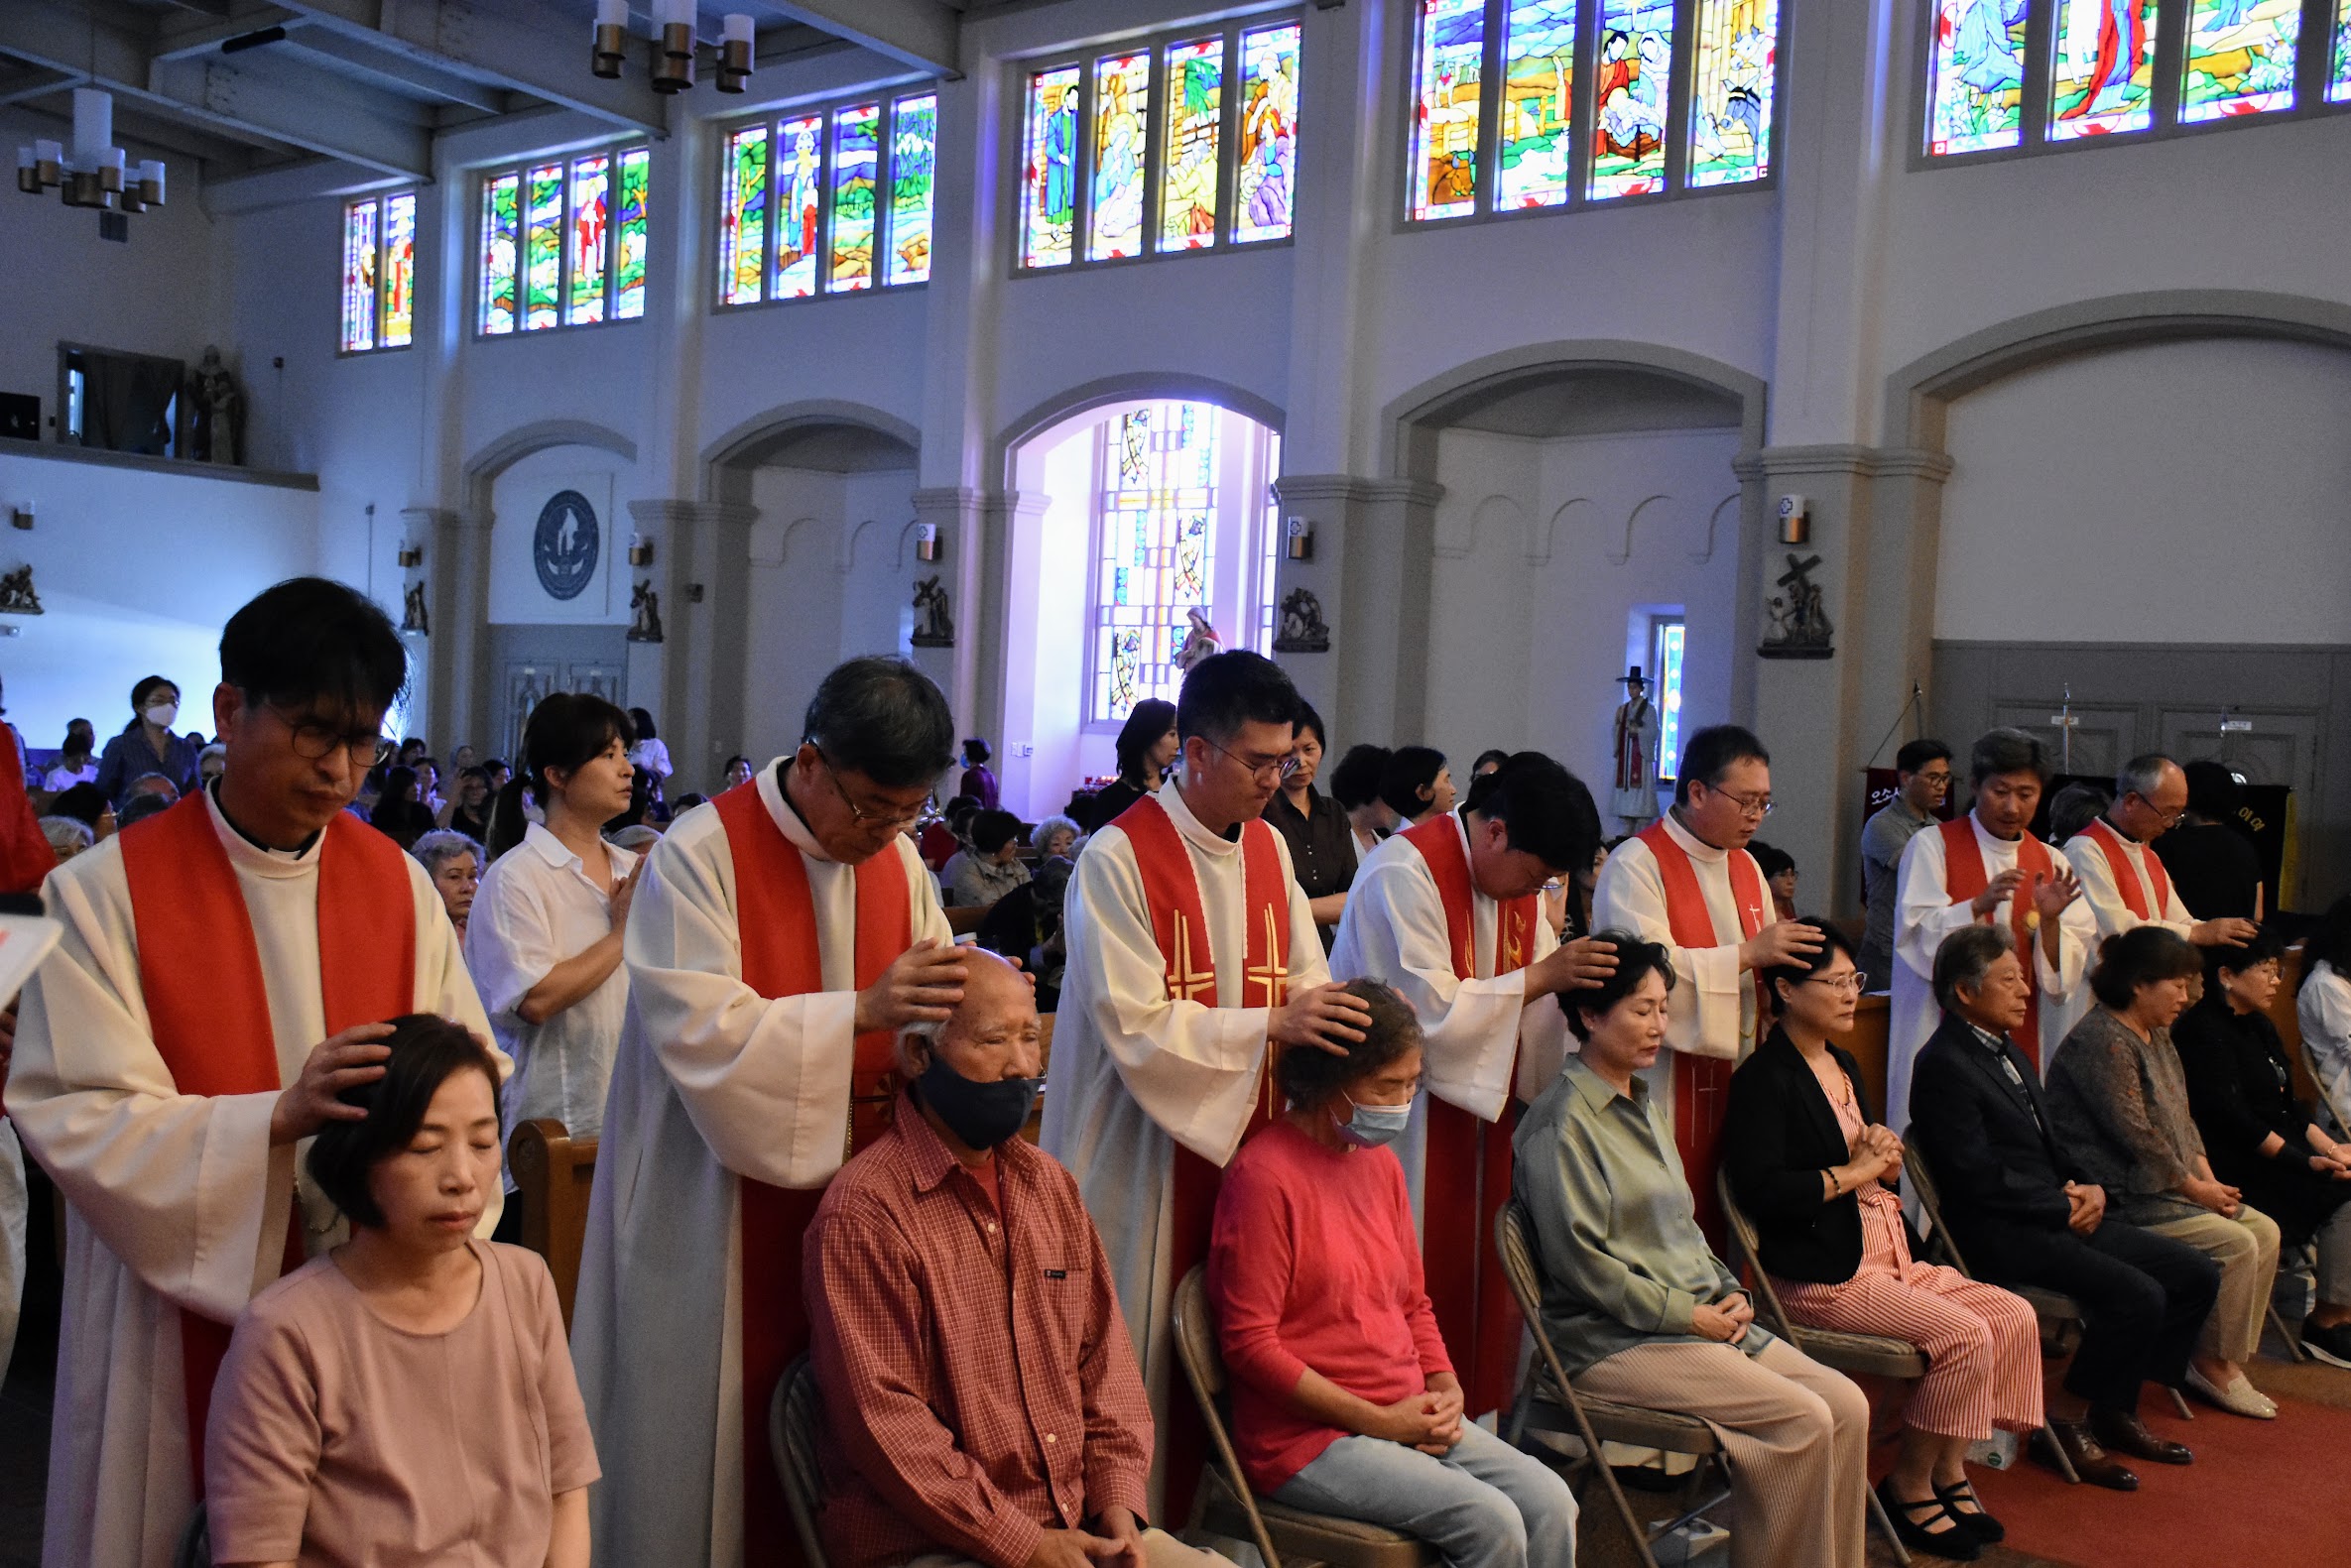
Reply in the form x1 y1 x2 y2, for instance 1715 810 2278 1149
1857 739 1954 993
13 577 499 1567
1592 724 1825 1244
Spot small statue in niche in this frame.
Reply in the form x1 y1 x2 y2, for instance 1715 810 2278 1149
401 580 430 636
911 575 954 648
0 566 42 616
189 346 245 466
1757 551 1834 659
1173 607 1222 671
627 580 665 644
1271 587 1330 654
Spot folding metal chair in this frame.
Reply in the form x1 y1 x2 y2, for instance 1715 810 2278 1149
769 1354 834 1568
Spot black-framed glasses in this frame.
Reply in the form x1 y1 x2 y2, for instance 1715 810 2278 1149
813 746 927 829
1201 736 1299 784
272 704 393 766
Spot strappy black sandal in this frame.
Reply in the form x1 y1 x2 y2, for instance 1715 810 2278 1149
1876 1477 1983 1561
1934 1477 2006 1543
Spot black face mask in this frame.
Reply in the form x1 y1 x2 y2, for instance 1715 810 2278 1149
917 1052 1043 1149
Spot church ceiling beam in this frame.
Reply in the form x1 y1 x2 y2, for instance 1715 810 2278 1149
765 0 959 77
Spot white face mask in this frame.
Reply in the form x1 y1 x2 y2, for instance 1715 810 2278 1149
143 702 179 730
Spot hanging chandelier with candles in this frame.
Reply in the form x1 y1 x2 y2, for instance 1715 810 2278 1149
594 2 757 94
15 88 165 213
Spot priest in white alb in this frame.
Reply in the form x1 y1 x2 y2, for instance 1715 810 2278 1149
1329 750 1615 1419
2053 751 2261 1038
1044 652 1371 1518
11 578 496 1568
1889 727 2094 1129
1590 724 1820 1244
572 657 963 1568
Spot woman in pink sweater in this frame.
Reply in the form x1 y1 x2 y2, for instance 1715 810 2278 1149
1207 980 1578 1568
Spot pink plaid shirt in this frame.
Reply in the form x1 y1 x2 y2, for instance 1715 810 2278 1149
804 1094 1154 1568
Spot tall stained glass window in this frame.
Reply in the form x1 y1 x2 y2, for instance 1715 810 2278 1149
1234 24 1301 242
2180 0 2297 119
1650 616 1687 783
476 145 650 337
1410 0 1778 219
1412 0 1486 219
2050 0 2158 136
1161 39 1223 249
341 192 416 355
1499 0 1578 209
2334 0 2351 98
1688 0 1779 183
889 93 938 285
1091 53 1151 260
1927 0 2027 152
713 97 936 306
1255 433 1286 656
1017 17 1302 274
1092 404 1219 724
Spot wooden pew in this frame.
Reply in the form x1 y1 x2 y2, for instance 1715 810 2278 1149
1834 995 1893 1121
509 1119 598 1332
944 904 992 936
2261 942 2321 1106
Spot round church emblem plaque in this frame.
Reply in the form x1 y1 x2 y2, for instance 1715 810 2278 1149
534 490 600 602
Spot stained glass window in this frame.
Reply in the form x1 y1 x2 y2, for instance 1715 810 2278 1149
2050 0 2158 136
889 93 937 285
2180 0 2298 119
2335 0 2351 98
1499 0 1578 208
1412 0 1486 219
381 193 416 348
1651 616 1686 782
1235 25 1301 243
1926 0 2028 152
1162 40 1223 249
712 98 935 306
616 149 649 319
1689 0 1779 182
340 198 379 353
1092 404 1220 723
481 174 520 336
1089 54 1151 261
1589 0 1675 198
721 127 769 306
475 145 648 337
1255 433 1286 657
1025 66 1082 269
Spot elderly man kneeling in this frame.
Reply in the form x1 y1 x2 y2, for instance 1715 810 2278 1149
805 948 1235 1568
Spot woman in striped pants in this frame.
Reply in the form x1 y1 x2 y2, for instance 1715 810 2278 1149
1725 922 2042 1564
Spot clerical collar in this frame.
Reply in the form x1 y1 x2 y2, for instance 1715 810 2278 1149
1171 784 1243 843
210 781 321 860
1970 810 2023 845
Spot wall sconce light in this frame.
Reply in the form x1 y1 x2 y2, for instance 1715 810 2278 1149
397 544 424 568
717 14 755 92
1285 516 1314 561
913 522 940 563
628 536 655 566
1777 494 1810 545
9 504 31 532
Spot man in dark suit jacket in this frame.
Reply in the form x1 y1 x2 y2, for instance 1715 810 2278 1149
1909 925 2219 1490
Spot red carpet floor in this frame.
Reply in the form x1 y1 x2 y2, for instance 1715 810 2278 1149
1958 1387 2351 1567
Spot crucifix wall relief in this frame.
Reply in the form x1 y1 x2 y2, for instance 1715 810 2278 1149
1757 551 1833 660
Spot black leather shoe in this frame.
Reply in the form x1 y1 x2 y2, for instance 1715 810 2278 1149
1877 1478 1984 1560
2091 1408 2194 1465
1934 1479 2005 1543
2034 1419 2139 1492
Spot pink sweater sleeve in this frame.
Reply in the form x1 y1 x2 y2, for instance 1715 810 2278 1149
1206 1149 1311 1400
1389 1155 1454 1380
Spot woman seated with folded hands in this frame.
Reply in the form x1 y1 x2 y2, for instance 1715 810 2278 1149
1207 979 1579 1568
1513 933 1869 1568
1724 921 2040 1563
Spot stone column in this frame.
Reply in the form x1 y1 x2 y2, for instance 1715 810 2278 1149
630 498 757 792
913 487 990 728
407 505 489 754
1274 474 1443 751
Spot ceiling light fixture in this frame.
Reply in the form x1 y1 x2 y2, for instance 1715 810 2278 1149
15 88 163 220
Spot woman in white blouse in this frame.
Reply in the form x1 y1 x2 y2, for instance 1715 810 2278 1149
467 693 645 1233
2296 898 2351 1138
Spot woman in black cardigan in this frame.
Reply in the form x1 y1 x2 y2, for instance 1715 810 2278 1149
1725 922 2042 1562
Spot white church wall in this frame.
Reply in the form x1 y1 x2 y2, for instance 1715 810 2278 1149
742 466 848 768
486 444 637 626
1933 336 2351 645
999 425 1097 822
698 296 931 458
0 448 318 748
838 470 921 664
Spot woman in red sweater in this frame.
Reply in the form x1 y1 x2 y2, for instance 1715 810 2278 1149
1207 980 1578 1568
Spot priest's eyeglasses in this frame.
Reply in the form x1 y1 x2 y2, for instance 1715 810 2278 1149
1202 738 1299 784
1717 788 1774 818
814 746 927 829
273 706 394 766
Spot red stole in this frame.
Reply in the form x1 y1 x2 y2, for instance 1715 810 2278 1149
1635 820 1766 1246
118 793 416 1491
715 781 910 1568
1940 815 2054 1068
0 733 55 896
2082 817 2171 922
1400 813 1536 1417
1114 792 1291 1516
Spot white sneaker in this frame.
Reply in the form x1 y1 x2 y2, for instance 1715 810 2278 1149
2184 1365 2277 1418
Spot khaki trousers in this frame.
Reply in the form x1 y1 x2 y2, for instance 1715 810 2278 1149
2145 1205 2282 1363
1575 1336 1869 1568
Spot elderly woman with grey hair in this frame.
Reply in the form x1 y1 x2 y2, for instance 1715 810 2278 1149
411 828 484 940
